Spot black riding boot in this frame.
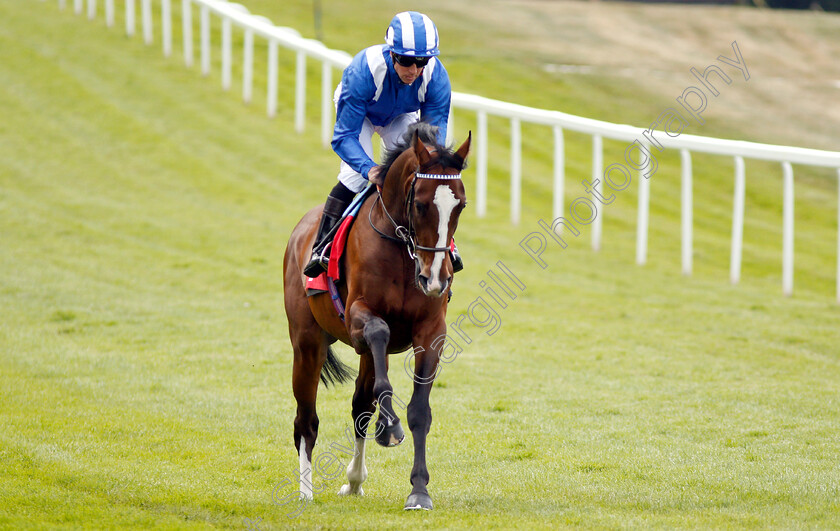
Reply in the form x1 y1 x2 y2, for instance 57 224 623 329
303 183 354 278
450 240 464 273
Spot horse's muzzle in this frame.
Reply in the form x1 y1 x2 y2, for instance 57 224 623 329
417 272 451 298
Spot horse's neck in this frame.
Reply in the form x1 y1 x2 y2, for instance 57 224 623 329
379 170 410 225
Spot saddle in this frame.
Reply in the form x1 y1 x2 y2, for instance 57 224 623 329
305 184 376 298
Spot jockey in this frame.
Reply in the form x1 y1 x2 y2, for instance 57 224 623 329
303 11 464 278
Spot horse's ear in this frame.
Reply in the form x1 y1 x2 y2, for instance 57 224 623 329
413 130 432 166
455 131 472 163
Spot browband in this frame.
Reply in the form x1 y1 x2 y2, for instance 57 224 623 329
414 173 461 180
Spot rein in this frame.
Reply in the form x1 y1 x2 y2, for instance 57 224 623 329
369 170 461 260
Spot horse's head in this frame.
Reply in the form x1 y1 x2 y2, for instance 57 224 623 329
375 125 470 298
408 131 470 297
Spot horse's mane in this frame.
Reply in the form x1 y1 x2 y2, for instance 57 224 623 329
379 122 466 182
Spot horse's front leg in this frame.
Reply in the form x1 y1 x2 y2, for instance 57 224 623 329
404 323 443 510
347 302 405 449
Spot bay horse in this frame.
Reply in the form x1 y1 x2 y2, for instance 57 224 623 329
283 123 470 511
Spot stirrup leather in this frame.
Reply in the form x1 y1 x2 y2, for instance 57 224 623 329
303 195 349 278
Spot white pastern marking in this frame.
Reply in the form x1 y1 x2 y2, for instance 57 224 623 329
428 185 458 291
299 439 313 500
338 437 367 496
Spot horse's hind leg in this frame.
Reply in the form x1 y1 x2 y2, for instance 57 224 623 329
338 353 374 496
290 328 328 500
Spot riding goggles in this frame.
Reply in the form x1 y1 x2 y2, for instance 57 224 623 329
392 53 430 68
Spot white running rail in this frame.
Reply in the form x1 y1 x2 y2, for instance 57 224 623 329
54 0 840 301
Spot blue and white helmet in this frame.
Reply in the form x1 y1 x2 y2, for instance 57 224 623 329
385 11 440 57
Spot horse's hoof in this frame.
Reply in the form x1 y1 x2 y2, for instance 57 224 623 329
375 420 405 448
338 484 364 496
404 492 433 511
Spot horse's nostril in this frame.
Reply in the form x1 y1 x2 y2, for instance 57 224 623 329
418 274 430 288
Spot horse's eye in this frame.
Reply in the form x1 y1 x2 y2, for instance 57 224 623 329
415 201 428 214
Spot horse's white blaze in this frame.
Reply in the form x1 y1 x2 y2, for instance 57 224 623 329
299 439 313 500
427 185 458 291
338 437 367 496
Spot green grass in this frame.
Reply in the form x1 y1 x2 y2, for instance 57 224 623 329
2 0 840 529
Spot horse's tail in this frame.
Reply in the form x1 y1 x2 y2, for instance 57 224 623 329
320 346 356 387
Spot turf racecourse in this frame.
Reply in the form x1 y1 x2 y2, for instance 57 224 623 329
2 0 840 529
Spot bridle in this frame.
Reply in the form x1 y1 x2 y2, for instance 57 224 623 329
369 169 462 261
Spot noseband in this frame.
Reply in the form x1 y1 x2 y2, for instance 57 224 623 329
369 171 462 261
